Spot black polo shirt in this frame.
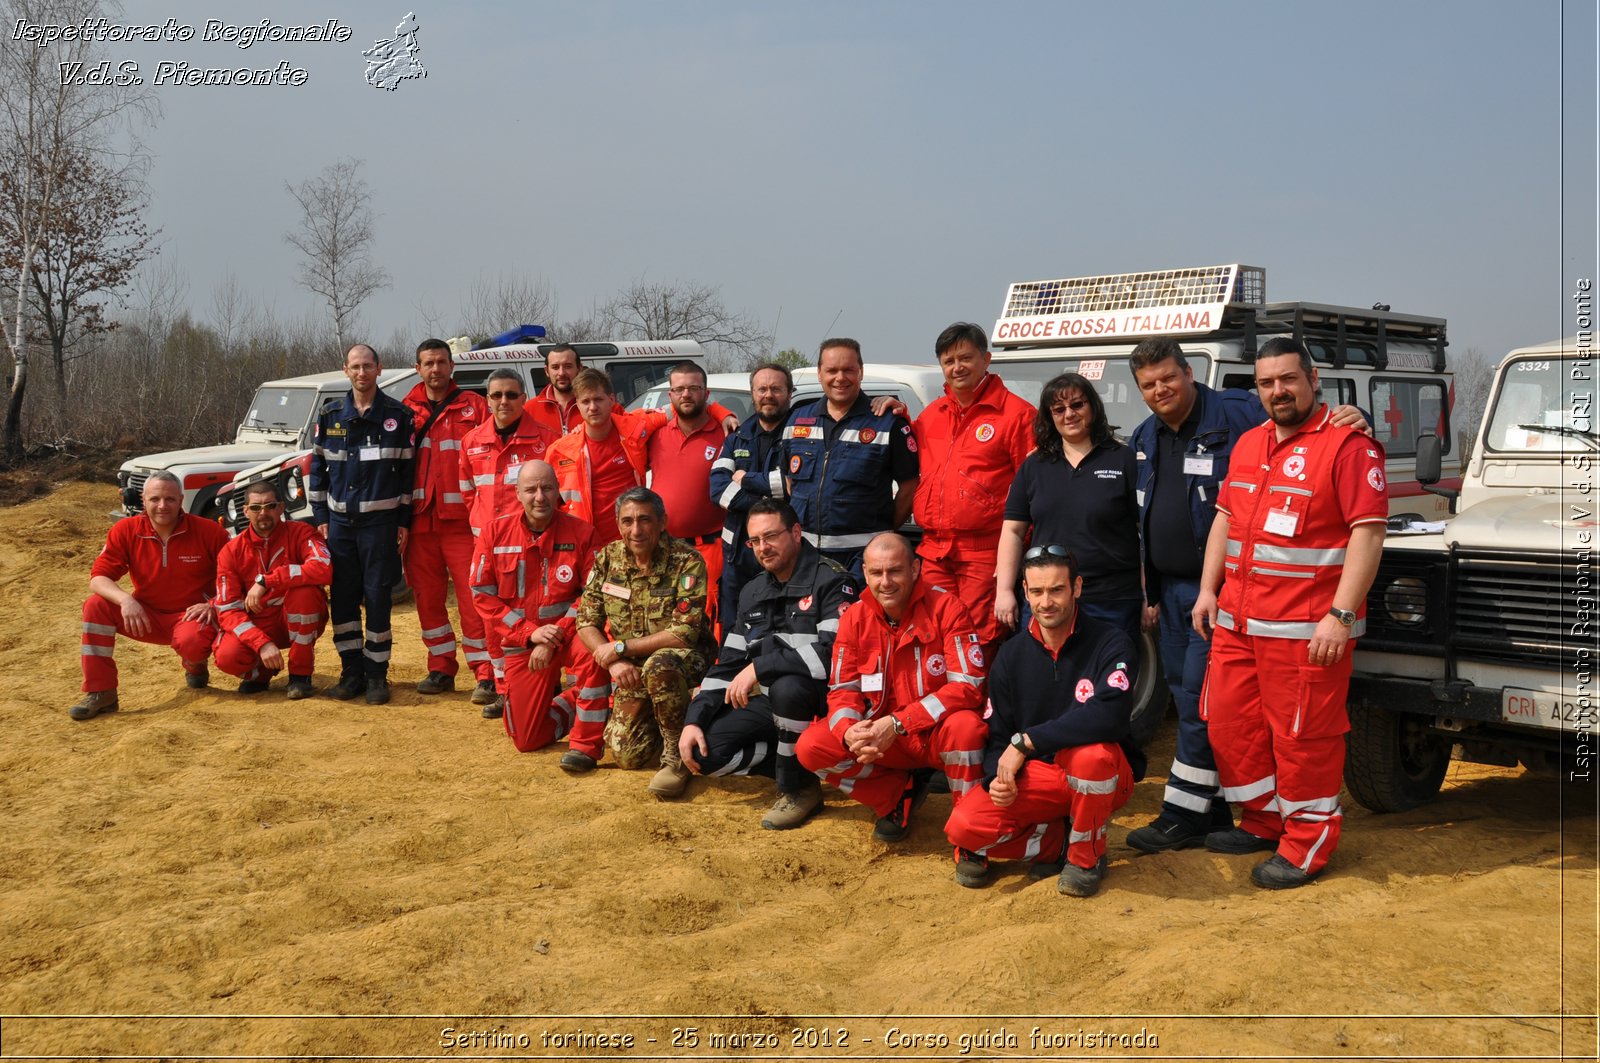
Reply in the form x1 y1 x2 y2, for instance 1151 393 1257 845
1003 439 1140 601
1148 410 1202 579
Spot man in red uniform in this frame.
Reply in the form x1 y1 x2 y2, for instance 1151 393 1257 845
645 362 729 619
214 480 332 698
71 471 229 721
795 533 988 840
528 343 584 434
912 322 1036 656
471 460 609 752
402 338 495 702
459 368 562 709
1193 338 1388 889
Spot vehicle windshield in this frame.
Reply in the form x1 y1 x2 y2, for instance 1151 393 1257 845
240 388 317 433
996 355 1214 440
1484 357 1595 452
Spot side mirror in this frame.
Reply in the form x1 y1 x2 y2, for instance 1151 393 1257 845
1415 431 1459 512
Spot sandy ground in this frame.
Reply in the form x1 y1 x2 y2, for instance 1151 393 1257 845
0 481 1596 1062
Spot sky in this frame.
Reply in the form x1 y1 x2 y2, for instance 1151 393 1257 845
45 0 1600 366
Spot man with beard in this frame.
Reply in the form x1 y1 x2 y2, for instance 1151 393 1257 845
1192 338 1387 889
529 343 583 434
711 363 796 630
645 362 729 618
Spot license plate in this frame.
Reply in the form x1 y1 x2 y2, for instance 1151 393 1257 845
1501 687 1587 732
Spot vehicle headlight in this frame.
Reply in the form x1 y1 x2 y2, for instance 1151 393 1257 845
1383 576 1427 626
286 471 303 503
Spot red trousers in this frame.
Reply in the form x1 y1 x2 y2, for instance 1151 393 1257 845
405 525 493 682
80 596 215 692
214 587 329 680
1202 626 1350 876
945 743 1134 870
795 710 987 817
918 542 1004 653
502 637 609 753
692 539 724 629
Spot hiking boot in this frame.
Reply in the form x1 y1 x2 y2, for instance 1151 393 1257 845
1028 837 1070 881
1058 855 1108 898
364 677 391 706
648 753 691 799
1251 853 1317 890
470 679 498 705
953 848 991 889
183 666 209 690
481 695 504 720
873 771 933 842
329 673 366 701
761 783 823 830
416 670 455 695
559 750 598 774
1125 814 1207 854
285 675 315 700
1206 827 1276 855
68 690 118 721
238 676 271 695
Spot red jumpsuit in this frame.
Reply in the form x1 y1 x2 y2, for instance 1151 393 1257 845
794 578 988 816
81 512 229 692
402 382 494 682
470 509 606 752
911 374 1035 648
1203 406 1388 875
214 520 332 681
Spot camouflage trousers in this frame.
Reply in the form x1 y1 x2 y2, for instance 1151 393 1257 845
603 646 710 770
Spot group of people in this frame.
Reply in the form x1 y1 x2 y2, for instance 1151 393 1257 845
73 323 1387 896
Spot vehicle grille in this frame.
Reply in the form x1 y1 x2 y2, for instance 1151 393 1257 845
1454 553 1590 671
122 471 149 512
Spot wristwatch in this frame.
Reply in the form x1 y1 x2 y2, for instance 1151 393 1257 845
612 639 628 659
1010 731 1030 756
889 715 908 737
254 575 268 589
1328 606 1356 627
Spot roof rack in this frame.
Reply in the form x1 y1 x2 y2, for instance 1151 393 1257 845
1257 302 1448 372
993 264 1266 346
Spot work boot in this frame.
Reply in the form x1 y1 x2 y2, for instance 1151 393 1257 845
559 749 598 774
183 662 209 690
416 670 455 695
238 668 272 695
874 770 933 842
761 781 823 830
1125 814 1207 854
1251 853 1318 890
365 676 391 706
1058 855 1108 898
481 695 504 720
470 680 498 705
68 690 118 721
1028 836 1070 881
1205 827 1276 855
648 737 691 799
953 848 992 889
285 675 315 700
329 673 366 701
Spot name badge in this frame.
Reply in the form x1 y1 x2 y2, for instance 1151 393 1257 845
1183 454 1214 476
1264 507 1300 536
359 446 381 461
602 581 632 600
861 672 884 693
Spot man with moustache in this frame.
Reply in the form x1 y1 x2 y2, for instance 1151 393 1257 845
710 362 795 625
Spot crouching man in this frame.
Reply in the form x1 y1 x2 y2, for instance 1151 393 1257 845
572 487 716 796
214 481 332 698
470 461 607 752
944 545 1145 897
678 499 856 828
795 533 987 841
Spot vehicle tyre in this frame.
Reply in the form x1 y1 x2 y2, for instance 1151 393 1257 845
1127 627 1169 747
1343 698 1451 812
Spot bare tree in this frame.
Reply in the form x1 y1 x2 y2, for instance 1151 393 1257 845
208 270 258 350
0 0 157 460
600 279 772 363
459 273 555 339
1452 346 1497 459
284 158 391 355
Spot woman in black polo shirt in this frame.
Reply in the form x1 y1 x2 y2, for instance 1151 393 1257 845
994 372 1141 639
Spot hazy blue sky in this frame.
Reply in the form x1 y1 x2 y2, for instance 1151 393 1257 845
83 1 1599 364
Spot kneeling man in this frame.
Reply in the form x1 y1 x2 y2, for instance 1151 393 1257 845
573 487 716 796
944 545 1144 897
795 532 986 841
679 499 856 828
471 461 606 752
214 480 332 698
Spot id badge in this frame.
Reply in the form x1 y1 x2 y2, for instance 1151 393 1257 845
359 446 380 462
602 581 632 600
1183 454 1214 476
1264 507 1300 536
861 673 884 693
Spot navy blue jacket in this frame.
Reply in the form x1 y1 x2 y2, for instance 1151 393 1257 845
779 394 917 552
308 389 417 528
711 414 787 561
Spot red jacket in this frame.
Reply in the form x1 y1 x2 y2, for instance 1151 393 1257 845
459 415 563 536
470 509 597 648
402 382 489 530
912 373 1036 553
91 512 228 614
215 521 331 651
826 577 986 738
547 409 665 528
528 385 583 435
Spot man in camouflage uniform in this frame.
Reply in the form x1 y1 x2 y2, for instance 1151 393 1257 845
574 486 716 797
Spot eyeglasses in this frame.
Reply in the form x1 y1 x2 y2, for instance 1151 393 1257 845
244 502 282 514
1023 544 1076 563
745 529 792 549
1050 401 1089 415
487 391 523 401
669 385 706 396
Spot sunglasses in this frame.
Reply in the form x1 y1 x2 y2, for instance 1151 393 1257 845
1024 544 1076 563
244 502 282 514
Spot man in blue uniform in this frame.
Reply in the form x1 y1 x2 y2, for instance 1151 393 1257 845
710 362 795 624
